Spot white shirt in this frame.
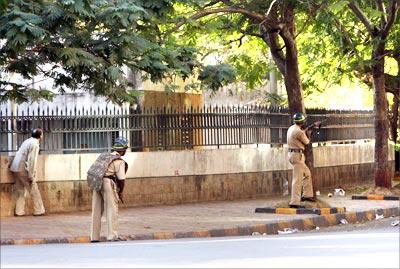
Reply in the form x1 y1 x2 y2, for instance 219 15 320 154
9 137 40 178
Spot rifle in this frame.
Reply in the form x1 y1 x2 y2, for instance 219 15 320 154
302 119 327 136
117 179 125 203
106 175 125 203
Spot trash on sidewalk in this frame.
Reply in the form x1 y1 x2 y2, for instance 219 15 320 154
252 232 261 236
334 188 346 196
327 193 333 197
278 228 298 235
390 220 399 227
315 190 321 196
375 214 384 220
339 219 348 225
315 226 320 230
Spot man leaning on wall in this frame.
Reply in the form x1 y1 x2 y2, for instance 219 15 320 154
9 128 46 217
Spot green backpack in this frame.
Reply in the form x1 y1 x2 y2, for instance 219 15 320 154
87 153 122 191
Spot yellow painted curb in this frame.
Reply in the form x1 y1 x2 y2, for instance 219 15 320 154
368 195 385 200
302 218 315 229
224 227 240 236
276 208 297 214
153 232 175 240
193 230 211 238
252 224 268 234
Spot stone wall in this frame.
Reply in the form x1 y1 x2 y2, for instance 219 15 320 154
0 143 395 217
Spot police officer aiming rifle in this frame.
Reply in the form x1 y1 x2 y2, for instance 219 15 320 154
286 113 322 208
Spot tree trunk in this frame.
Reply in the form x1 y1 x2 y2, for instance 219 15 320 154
280 4 305 116
389 94 399 143
392 95 400 172
372 42 391 188
261 3 315 195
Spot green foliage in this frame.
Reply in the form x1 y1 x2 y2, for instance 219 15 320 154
263 92 287 106
228 52 270 90
198 64 236 93
166 1 278 95
0 0 7 12
0 0 198 105
301 0 399 93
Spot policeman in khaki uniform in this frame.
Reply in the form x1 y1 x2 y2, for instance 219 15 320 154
90 137 128 242
287 113 317 208
9 128 46 216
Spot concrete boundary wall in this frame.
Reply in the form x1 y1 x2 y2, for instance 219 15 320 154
0 143 389 184
0 143 395 217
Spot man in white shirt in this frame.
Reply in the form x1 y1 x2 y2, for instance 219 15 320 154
9 128 45 216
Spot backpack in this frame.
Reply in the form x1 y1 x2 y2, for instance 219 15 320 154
87 153 122 191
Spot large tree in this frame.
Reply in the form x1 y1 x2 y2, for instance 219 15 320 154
167 0 331 196
169 0 328 115
0 0 199 104
346 0 399 188
305 0 399 187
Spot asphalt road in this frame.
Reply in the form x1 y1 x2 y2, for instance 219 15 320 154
1 217 399 268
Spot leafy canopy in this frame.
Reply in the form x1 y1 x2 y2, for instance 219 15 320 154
0 0 199 104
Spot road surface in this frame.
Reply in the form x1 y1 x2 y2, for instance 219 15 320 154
1 218 399 268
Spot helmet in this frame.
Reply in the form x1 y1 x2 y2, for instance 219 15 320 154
112 137 128 150
293 112 306 123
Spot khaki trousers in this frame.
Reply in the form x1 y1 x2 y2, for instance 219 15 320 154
90 178 120 241
289 152 313 205
12 171 45 216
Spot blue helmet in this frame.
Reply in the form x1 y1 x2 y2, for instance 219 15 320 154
112 137 128 150
293 112 306 123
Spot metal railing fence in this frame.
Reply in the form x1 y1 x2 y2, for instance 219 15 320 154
0 105 374 154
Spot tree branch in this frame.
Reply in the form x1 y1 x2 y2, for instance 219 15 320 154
262 32 285 74
173 7 264 32
237 27 262 38
376 0 387 26
202 0 222 9
329 14 359 57
348 1 375 35
382 0 399 37
224 34 246 47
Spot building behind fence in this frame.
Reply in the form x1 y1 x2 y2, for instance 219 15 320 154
0 105 374 154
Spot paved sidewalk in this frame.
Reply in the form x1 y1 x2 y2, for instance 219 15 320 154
1 195 399 245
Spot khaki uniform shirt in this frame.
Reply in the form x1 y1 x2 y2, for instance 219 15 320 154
104 152 126 180
287 124 310 150
9 137 40 178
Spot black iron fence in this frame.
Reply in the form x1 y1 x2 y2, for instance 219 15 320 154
0 105 374 154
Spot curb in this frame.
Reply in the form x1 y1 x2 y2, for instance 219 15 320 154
1 207 399 246
352 195 400 201
255 207 346 215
